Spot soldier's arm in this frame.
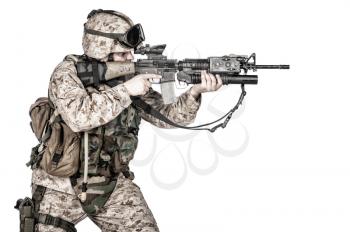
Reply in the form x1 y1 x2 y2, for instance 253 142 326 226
49 61 132 132
138 87 202 128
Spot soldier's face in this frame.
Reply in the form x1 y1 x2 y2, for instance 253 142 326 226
111 52 134 62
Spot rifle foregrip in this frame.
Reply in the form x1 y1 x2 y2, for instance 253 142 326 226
177 71 258 85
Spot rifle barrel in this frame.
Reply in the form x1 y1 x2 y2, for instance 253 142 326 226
254 65 290 69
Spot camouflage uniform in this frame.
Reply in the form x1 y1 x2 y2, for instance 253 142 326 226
32 173 159 232
31 55 202 231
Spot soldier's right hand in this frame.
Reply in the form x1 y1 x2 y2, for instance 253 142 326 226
123 74 162 96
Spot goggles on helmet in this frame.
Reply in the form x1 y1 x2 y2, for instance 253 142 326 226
84 23 145 49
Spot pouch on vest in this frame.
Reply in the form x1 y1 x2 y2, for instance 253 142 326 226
27 97 80 177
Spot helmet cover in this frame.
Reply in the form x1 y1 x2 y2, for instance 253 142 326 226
82 11 134 60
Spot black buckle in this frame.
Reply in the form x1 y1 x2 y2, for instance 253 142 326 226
51 152 62 166
32 185 46 204
44 215 53 224
44 215 61 227
52 217 62 227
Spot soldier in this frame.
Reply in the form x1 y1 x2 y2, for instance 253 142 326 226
31 9 223 231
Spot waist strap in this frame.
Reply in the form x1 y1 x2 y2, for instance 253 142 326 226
37 213 76 232
32 185 77 232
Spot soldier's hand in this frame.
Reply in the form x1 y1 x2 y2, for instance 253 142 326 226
124 74 162 96
190 71 223 99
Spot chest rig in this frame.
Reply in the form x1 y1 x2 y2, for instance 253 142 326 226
65 55 141 214
66 54 142 176
79 102 141 177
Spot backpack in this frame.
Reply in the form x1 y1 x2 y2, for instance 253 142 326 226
27 97 80 177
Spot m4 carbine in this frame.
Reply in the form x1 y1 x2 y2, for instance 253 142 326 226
76 44 289 132
134 44 289 86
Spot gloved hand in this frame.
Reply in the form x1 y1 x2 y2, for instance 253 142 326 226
124 74 162 96
190 71 223 99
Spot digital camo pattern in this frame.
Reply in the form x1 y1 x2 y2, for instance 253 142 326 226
138 87 202 129
33 185 85 232
48 57 202 135
83 12 134 59
94 173 159 231
32 55 201 230
48 59 133 132
34 174 159 232
32 168 75 195
35 57 202 195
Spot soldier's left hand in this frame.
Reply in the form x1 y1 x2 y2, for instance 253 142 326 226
190 70 223 98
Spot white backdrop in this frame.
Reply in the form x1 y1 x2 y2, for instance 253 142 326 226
1 0 350 231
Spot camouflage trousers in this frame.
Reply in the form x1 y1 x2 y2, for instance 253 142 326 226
32 174 159 232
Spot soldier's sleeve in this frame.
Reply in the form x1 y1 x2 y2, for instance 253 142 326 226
137 87 202 128
49 61 132 132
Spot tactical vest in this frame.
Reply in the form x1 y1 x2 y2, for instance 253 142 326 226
78 103 141 176
65 55 142 214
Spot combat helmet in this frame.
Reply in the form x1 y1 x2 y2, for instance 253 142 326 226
82 9 145 60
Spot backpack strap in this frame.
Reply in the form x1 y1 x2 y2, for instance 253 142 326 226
46 90 66 167
40 93 61 144
32 185 46 214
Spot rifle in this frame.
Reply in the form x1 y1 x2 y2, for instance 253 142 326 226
135 44 289 85
76 44 289 132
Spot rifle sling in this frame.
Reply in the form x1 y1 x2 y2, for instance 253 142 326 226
75 57 246 133
130 84 246 133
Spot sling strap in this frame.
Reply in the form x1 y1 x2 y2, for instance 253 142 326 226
130 84 246 132
74 55 246 133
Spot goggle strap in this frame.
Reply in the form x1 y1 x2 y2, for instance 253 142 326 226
84 24 145 48
84 27 122 40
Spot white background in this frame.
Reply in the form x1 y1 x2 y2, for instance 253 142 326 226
1 0 350 231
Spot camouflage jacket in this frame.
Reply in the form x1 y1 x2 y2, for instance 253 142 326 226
32 56 202 194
